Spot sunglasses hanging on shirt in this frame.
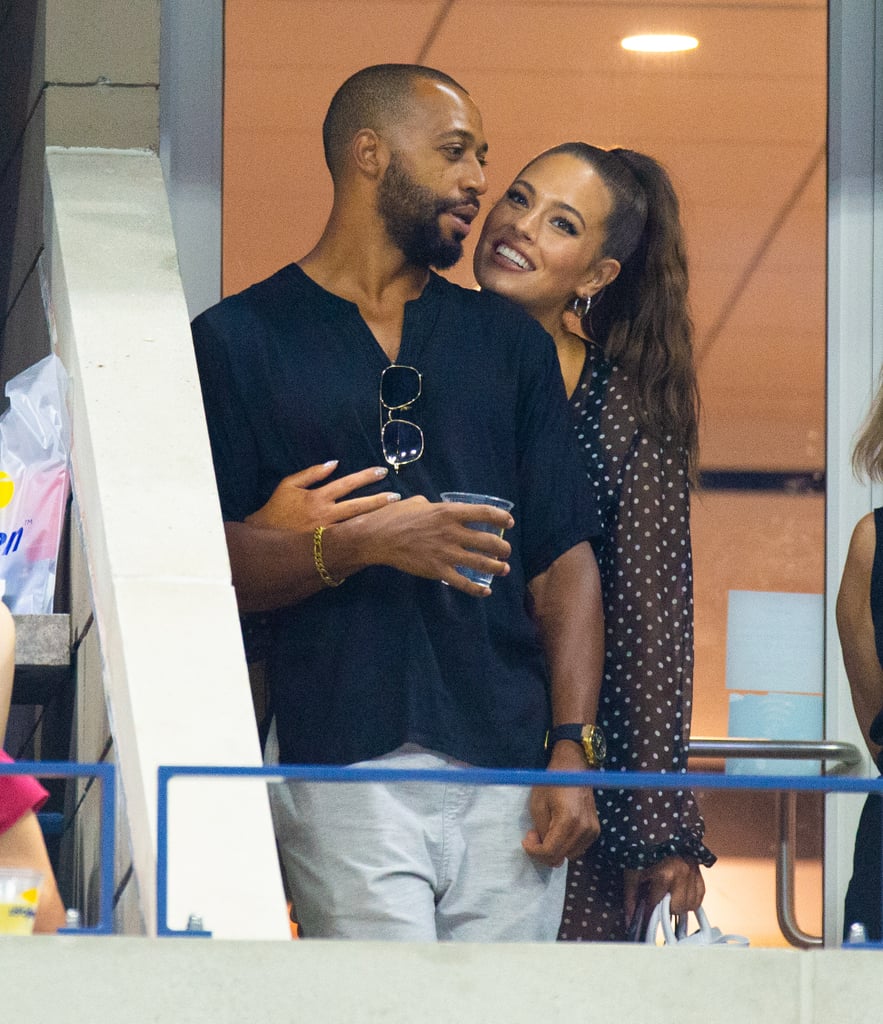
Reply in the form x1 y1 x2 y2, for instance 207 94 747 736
380 363 424 471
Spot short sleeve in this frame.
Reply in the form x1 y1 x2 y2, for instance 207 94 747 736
0 750 48 835
192 305 264 522
512 320 602 581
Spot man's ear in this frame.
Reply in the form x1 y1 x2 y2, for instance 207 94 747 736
584 257 621 297
351 129 387 179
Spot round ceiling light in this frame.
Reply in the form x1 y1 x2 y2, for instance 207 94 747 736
621 34 699 53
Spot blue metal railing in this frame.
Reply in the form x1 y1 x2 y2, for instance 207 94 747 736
0 759 115 935
14 755 879 941
156 762 883 942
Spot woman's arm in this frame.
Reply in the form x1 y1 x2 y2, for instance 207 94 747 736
0 606 66 933
591 426 712 915
836 512 883 763
244 461 400 532
0 808 66 933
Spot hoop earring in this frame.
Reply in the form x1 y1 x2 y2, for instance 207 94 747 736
572 295 591 319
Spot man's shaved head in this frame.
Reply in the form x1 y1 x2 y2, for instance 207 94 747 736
322 64 469 181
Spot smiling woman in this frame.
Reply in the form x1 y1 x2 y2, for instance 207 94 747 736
474 150 621 385
474 143 712 942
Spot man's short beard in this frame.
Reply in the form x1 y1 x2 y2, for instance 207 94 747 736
377 153 464 270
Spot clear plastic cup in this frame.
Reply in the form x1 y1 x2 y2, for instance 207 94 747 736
440 492 514 588
0 867 43 935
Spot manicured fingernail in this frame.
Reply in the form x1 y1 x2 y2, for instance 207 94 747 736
387 493 401 502
374 467 389 478
323 460 338 468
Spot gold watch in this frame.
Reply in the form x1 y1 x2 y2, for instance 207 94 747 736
546 723 607 767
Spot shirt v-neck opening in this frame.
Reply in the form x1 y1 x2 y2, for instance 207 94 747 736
289 263 443 367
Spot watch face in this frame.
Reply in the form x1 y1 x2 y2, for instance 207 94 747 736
582 725 606 766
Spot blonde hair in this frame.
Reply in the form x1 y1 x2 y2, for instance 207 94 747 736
853 369 883 481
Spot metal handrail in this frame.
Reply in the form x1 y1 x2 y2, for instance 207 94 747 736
689 737 863 768
688 736 865 949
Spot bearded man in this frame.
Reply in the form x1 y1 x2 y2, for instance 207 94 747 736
192 63 605 941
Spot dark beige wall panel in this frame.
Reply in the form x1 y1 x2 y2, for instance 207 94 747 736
0 268 51 389
0 92 46 317
45 0 158 83
0 0 44 175
45 86 158 150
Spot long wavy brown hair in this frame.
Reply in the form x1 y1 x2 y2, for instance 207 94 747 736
526 143 700 483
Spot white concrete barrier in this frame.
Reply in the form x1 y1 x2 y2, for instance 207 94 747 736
43 147 289 939
3 937 880 1024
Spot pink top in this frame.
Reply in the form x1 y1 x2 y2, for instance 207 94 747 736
0 749 48 834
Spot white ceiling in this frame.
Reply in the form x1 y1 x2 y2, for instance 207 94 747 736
223 0 828 471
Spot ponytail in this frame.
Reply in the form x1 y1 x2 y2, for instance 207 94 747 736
592 150 700 485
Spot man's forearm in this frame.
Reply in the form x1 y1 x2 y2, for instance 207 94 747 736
523 540 605 864
226 517 369 613
529 541 605 727
227 495 516 613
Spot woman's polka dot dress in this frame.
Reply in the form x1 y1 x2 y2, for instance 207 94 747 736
558 349 715 943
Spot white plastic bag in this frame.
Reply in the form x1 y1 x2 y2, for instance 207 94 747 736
0 354 71 613
645 893 750 946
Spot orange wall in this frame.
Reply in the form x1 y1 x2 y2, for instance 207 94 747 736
220 1 828 946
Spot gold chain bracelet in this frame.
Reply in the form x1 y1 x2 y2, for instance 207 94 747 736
313 525 345 588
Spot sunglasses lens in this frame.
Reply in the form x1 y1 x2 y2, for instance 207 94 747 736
381 365 421 410
382 419 424 468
